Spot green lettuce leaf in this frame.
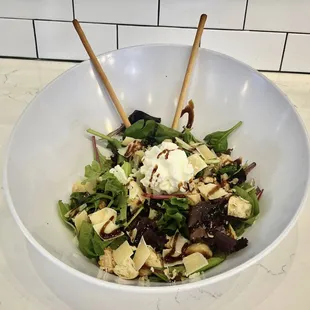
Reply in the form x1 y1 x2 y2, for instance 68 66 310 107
204 121 242 153
124 120 181 144
157 198 189 236
58 200 76 232
182 128 199 144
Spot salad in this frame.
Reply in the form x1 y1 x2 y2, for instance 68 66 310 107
58 102 263 282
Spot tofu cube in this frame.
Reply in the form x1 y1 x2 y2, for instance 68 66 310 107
228 196 252 219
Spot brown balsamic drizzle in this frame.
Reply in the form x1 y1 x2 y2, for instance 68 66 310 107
149 164 158 183
163 232 189 263
208 185 221 196
180 100 194 129
99 216 122 239
157 149 168 159
124 140 142 158
157 148 179 160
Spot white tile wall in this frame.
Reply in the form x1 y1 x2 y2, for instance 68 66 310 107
160 0 246 29
282 34 310 73
245 0 310 33
35 21 116 60
119 26 285 71
1 0 310 72
201 30 286 71
0 0 72 21
118 26 196 48
75 0 158 25
0 19 36 58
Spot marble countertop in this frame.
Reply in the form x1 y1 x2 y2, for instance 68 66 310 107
0 58 310 310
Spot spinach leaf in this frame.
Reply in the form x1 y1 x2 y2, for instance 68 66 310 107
128 110 161 124
157 198 189 236
78 221 97 258
109 235 128 250
230 220 248 237
155 123 181 143
218 163 239 176
198 255 226 273
92 232 112 256
58 200 76 232
87 128 122 149
204 121 242 153
124 119 156 139
124 120 181 144
182 128 199 144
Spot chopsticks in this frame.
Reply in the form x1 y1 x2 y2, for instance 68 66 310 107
73 19 131 128
171 14 207 129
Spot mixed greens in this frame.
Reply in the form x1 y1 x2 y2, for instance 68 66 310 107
58 103 263 282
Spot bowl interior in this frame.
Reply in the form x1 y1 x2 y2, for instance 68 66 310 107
4 45 309 287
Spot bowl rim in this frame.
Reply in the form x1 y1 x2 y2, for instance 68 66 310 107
3 44 310 293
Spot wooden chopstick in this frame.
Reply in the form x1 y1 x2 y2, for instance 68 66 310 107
72 19 131 128
171 14 207 129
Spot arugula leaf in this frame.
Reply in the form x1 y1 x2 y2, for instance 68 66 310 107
98 152 112 173
124 120 181 144
182 128 199 144
85 160 101 179
97 172 126 198
116 193 127 224
157 198 189 236
204 121 242 153
87 128 122 149
78 221 97 258
198 255 226 273
58 200 76 232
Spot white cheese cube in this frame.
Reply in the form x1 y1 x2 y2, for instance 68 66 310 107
228 196 252 219
133 237 151 271
72 180 96 194
73 210 89 232
198 183 228 200
183 252 209 276
188 153 207 175
109 165 129 185
89 208 117 225
162 249 183 267
93 221 119 235
196 144 217 160
186 193 201 206
113 241 134 265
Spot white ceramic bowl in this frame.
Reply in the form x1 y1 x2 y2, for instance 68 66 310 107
3 45 310 310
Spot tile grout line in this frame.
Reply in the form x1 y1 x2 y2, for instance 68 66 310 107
242 0 249 30
32 20 39 58
72 0 75 19
0 55 309 75
116 25 119 49
157 0 161 26
2 16 310 35
279 33 289 71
